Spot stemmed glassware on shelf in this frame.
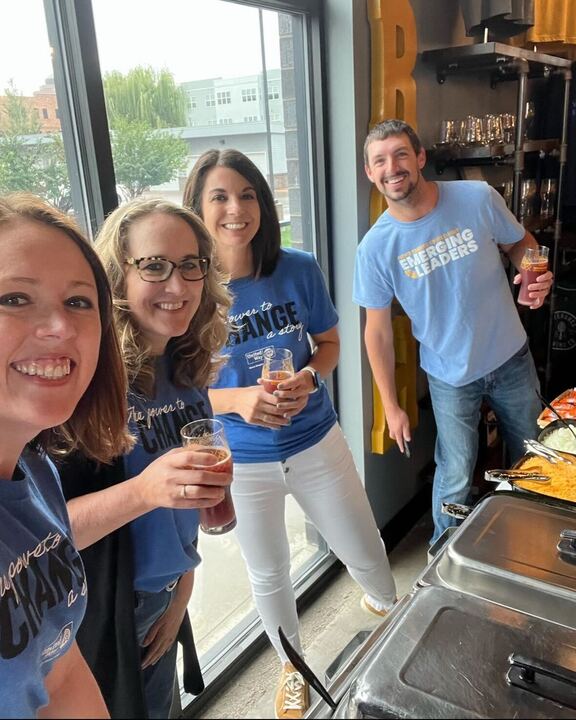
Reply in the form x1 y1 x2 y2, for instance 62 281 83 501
435 112 516 148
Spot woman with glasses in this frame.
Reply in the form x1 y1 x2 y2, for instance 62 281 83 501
183 150 397 720
0 193 132 717
60 198 232 718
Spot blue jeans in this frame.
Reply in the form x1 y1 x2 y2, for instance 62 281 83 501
427 342 541 545
135 587 178 719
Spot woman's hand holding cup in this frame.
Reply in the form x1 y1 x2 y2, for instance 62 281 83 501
135 445 232 511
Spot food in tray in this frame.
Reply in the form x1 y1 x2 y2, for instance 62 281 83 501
515 456 576 502
540 426 576 455
537 387 576 428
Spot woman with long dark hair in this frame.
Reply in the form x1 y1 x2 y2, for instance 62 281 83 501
184 150 397 719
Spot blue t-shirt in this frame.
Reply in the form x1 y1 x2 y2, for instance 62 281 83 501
212 247 338 462
353 181 527 386
125 358 211 592
0 448 87 718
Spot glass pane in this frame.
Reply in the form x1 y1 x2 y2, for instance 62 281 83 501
91 0 326 693
0 4 85 229
91 0 313 250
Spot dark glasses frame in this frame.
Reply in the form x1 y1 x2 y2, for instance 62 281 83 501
124 255 210 282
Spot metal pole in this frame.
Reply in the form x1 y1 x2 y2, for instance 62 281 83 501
512 61 529 220
259 9 274 193
545 68 572 394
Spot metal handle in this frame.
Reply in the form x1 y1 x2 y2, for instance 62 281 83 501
441 502 472 520
524 438 573 464
558 528 576 560
484 469 550 483
507 653 576 709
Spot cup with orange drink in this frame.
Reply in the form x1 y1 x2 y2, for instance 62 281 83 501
518 245 549 306
261 347 294 393
180 418 236 535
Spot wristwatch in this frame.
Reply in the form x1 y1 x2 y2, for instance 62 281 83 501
301 365 320 393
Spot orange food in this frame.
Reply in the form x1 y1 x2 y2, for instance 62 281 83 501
515 456 576 502
537 388 576 428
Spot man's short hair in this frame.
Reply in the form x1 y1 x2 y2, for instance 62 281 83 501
364 119 422 163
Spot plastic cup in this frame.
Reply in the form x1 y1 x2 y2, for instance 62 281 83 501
518 245 549 306
261 347 294 394
180 418 236 535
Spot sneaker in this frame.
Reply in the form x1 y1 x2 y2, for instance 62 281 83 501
360 594 395 618
274 662 310 719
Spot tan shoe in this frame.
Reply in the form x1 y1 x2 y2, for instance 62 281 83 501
274 662 310 719
360 594 396 618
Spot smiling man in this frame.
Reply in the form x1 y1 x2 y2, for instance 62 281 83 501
353 119 554 544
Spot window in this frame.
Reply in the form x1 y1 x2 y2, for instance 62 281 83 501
0 3 88 232
242 87 257 102
90 8 323 701
3 0 327 713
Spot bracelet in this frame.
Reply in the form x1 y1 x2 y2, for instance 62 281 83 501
301 365 320 393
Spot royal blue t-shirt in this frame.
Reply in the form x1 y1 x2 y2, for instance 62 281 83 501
0 448 87 718
353 181 527 386
212 248 338 463
125 358 211 592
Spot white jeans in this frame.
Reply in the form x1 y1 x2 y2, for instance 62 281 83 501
232 423 397 662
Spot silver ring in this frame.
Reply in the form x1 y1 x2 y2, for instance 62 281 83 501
182 485 188 499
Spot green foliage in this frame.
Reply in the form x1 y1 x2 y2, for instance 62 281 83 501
103 67 190 198
0 85 72 211
110 118 189 200
1 68 191 207
103 66 187 128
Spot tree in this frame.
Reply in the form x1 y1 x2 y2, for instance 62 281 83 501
103 67 188 128
110 118 189 200
103 67 190 199
0 67 190 207
0 84 72 211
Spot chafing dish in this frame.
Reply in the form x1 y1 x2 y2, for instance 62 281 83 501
305 492 576 718
330 585 576 718
418 492 576 628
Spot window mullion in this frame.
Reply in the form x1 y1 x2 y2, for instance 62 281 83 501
43 0 117 237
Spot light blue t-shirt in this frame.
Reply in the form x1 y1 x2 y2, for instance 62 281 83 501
0 448 87 718
212 247 338 463
125 357 210 592
353 181 527 386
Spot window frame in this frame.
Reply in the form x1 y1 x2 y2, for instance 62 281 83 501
42 0 334 713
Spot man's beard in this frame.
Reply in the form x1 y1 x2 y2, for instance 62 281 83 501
383 172 420 202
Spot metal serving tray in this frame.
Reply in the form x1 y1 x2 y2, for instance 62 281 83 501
418 493 576 629
338 585 576 718
305 593 416 719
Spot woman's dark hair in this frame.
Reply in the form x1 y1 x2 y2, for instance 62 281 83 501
182 148 281 277
0 192 133 463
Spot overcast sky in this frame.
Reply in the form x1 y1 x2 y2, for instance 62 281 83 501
1 0 282 95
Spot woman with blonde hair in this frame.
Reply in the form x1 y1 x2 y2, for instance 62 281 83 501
61 198 233 718
0 192 132 717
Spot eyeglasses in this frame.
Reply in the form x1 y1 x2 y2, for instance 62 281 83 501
124 256 210 283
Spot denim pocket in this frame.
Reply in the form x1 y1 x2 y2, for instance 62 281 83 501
514 340 530 359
